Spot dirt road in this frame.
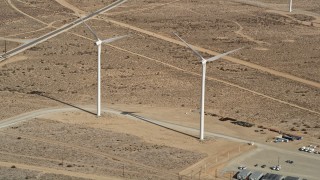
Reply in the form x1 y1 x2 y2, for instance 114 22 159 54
5 0 48 25
2 106 319 162
0 160 120 180
102 18 320 89
54 0 85 16
5 0 320 89
3 0 320 118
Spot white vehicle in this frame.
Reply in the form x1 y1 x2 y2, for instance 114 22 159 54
238 166 247 170
308 148 315 153
271 165 281 171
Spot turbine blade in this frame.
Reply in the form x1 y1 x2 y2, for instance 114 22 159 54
101 35 129 44
173 32 204 61
81 19 99 40
206 47 242 62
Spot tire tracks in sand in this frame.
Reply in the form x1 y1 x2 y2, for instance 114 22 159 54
7 0 320 90
4 0 320 117
0 131 177 178
65 30 320 117
101 18 320 89
54 0 85 16
104 42 320 116
0 161 120 180
5 0 48 26
0 151 163 179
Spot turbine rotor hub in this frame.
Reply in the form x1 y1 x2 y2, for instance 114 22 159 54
95 40 102 46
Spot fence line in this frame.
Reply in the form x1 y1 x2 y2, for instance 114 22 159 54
178 144 253 179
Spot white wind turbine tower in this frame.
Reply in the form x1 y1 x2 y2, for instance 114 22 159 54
174 33 242 140
82 20 128 117
289 0 293 12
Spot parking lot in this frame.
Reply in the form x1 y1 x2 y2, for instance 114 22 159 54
223 148 320 180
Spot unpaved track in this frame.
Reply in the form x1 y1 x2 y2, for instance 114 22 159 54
105 43 320 116
7 0 320 117
0 150 141 176
2 106 320 161
0 37 34 43
0 0 127 61
102 18 320 89
0 107 178 178
2 0 320 117
0 130 176 177
0 161 121 180
106 0 181 16
6 25 53 38
233 21 270 45
54 0 85 16
5 0 320 89
59 29 320 117
1 106 320 179
233 0 320 25
5 0 48 25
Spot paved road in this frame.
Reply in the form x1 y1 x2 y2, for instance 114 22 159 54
104 18 320 89
1 105 319 162
2 0 320 119
0 0 127 62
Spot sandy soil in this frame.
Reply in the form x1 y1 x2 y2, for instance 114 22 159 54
0 110 249 179
0 0 320 179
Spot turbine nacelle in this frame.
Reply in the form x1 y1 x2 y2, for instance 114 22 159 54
81 18 129 46
173 32 243 140
173 32 242 66
95 39 102 46
80 18 128 117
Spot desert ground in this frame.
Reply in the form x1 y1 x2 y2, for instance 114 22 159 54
0 0 320 179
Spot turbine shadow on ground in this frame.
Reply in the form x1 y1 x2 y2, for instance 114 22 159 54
28 91 96 116
41 94 96 116
29 91 198 139
120 111 199 140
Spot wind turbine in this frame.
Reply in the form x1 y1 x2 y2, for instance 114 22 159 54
82 20 128 117
174 33 242 140
289 0 293 12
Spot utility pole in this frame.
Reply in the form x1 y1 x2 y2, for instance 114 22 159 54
4 40 6 54
215 169 218 179
122 164 125 177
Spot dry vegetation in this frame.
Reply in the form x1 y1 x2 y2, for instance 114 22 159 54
0 0 320 178
0 0 319 140
0 117 206 179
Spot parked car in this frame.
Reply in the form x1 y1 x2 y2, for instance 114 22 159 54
238 166 247 170
261 165 266 168
271 165 281 171
285 160 294 164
